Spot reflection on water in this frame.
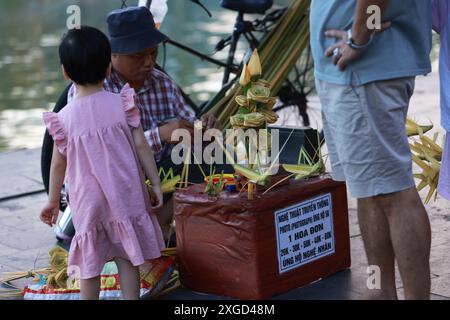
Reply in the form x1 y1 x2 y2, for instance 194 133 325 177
0 0 290 152
0 1 438 153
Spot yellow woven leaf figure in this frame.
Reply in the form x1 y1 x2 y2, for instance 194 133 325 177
47 274 57 287
254 79 271 88
48 246 68 273
235 95 249 107
239 63 251 86
55 268 69 288
406 118 433 137
248 49 262 79
230 114 245 127
243 112 266 127
247 84 271 104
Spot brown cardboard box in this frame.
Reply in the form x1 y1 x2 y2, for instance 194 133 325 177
174 174 351 299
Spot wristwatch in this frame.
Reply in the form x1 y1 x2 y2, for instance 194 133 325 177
347 29 374 51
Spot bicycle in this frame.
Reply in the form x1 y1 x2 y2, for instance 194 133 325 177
41 0 316 242
141 0 315 123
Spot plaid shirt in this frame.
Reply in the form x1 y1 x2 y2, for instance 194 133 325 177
68 68 196 162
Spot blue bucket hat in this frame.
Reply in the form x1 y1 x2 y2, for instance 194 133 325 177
107 6 169 54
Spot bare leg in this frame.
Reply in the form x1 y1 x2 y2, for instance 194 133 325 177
358 187 431 300
358 198 398 300
114 257 141 300
382 188 431 300
157 198 174 242
80 276 101 300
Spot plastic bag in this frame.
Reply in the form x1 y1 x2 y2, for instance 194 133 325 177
23 257 176 300
139 0 168 28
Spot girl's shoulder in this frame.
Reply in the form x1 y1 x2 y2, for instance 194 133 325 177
101 90 122 99
70 91 123 111
60 91 122 125
64 86 136 121
68 91 115 105
93 90 129 107
92 90 121 102
96 84 137 113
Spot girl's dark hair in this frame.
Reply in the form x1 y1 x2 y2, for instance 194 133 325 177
59 26 111 85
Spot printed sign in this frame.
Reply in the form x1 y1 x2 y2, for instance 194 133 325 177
275 193 335 274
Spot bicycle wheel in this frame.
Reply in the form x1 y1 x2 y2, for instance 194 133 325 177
273 45 319 129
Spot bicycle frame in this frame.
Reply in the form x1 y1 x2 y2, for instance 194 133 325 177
158 2 312 124
165 39 239 74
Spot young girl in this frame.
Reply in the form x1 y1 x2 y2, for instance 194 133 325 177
40 26 165 300
432 0 450 201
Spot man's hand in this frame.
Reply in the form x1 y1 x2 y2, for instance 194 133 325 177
324 30 364 71
159 119 194 144
40 202 60 227
324 21 391 71
201 114 221 130
149 185 164 211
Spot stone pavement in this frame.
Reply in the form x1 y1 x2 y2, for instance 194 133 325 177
1 72 450 300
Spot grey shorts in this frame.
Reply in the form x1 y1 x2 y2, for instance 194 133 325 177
316 77 416 199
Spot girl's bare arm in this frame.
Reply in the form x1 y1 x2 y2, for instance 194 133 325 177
132 125 163 209
40 144 67 226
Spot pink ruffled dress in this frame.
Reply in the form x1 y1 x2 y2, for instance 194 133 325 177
43 84 165 279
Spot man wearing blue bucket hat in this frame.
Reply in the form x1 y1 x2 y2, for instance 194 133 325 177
108 6 168 55
65 6 225 242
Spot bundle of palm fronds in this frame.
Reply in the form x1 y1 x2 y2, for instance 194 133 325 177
406 118 433 137
0 268 52 299
282 144 325 181
0 247 68 298
206 0 311 129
